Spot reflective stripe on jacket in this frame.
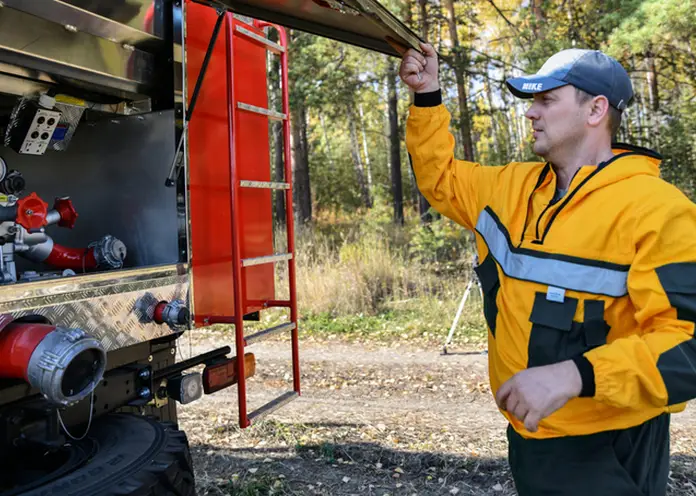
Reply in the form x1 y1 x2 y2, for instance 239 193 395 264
406 103 696 439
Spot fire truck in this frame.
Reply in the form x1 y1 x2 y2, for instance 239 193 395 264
0 0 420 494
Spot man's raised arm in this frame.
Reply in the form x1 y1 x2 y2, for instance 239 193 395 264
401 43 507 231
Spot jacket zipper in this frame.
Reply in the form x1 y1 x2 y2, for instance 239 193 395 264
537 152 635 245
518 163 550 247
533 167 581 242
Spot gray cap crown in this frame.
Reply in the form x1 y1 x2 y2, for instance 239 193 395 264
506 49 633 111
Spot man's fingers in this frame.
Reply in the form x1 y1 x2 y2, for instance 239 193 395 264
419 42 436 58
403 61 424 75
496 379 513 410
524 411 543 433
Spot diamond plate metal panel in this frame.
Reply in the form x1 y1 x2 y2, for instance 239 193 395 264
1 265 190 351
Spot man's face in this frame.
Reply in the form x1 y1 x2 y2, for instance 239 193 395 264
524 85 587 159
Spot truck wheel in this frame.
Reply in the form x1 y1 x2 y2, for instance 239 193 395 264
8 413 195 496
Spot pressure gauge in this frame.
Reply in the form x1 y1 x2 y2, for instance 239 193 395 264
0 157 7 182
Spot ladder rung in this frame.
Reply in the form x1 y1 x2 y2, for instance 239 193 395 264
242 253 292 267
245 322 296 346
237 102 287 121
240 180 290 190
235 25 286 54
248 391 299 424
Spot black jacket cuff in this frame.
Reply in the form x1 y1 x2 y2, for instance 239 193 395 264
572 356 596 398
414 89 442 107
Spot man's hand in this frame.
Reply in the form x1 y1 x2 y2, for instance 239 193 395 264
399 42 440 94
495 360 583 432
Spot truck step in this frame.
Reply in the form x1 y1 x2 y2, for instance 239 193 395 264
242 253 292 267
235 25 286 54
245 322 296 346
248 391 299 424
240 180 290 190
237 102 286 121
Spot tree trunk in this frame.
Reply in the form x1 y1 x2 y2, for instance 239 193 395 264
416 0 433 223
418 0 429 40
347 102 372 208
444 0 474 161
530 0 546 40
267 29 286 225
647 54 659 112
273 121 286 224
359 104 373 197
387 60 404 225
485 79 501 160
291 101 312 225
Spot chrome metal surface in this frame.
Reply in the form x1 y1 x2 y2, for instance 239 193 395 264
62 0 166 38
2 0 163 48
2 265 190 351
237 102 286 121
0 264 184 308
197 0 423 57
235 25 285 54
241 253 292 267
245 322 295 345
0 6 158 100
240 180 290 190
248 391 299 424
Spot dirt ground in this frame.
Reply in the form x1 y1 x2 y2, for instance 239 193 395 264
178 329 696 495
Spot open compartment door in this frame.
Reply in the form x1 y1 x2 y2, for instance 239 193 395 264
193 0 423 56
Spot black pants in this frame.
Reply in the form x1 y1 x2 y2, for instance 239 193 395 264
507 414 670 496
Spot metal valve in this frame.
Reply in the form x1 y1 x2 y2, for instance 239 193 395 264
154 299 190 330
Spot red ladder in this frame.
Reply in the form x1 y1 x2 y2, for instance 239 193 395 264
223 14 299 428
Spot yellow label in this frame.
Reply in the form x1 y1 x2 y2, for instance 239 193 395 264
55 95 87 107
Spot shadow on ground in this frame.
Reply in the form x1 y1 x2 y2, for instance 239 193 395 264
191 437 696 496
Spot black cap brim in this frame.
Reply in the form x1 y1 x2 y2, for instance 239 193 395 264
506 75 569 99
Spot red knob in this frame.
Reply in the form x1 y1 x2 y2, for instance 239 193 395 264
16 193 48 231
54 197 78 229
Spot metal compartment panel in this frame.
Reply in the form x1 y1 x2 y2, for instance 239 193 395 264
0 265 188 351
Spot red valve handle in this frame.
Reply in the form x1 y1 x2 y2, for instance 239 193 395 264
16 193 48 231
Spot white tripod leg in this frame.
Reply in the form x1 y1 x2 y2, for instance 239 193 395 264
443 278 474 353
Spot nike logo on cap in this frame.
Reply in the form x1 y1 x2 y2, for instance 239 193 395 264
522 83 543 91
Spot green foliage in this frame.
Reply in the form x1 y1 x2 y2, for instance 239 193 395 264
408 216 474 268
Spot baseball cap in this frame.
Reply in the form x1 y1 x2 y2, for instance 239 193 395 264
506 49 633 111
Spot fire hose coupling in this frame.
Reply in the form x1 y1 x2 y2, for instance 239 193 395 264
89 235 127 269
153 299 190 329
0 322 107 406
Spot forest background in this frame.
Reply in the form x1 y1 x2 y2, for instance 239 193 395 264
260 0 696 346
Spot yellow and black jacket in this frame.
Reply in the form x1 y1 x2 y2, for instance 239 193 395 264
406 98 696 439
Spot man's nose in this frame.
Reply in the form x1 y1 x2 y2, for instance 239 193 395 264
525 105 539 121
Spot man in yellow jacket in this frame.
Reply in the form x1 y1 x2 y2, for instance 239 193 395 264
400 43 696 495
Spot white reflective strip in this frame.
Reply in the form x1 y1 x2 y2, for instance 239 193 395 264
475 209 628 297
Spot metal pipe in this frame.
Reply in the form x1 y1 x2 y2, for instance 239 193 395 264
153 345 231 380
0 322 106 406
279 24 301 396
254 21 301 396
0 205 17 223
225 14 250 428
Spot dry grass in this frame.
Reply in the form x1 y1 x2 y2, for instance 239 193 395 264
281 207 477 313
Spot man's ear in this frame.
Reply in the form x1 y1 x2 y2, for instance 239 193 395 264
588 95 610 128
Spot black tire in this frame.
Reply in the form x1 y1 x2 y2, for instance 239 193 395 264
11 413 195 496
